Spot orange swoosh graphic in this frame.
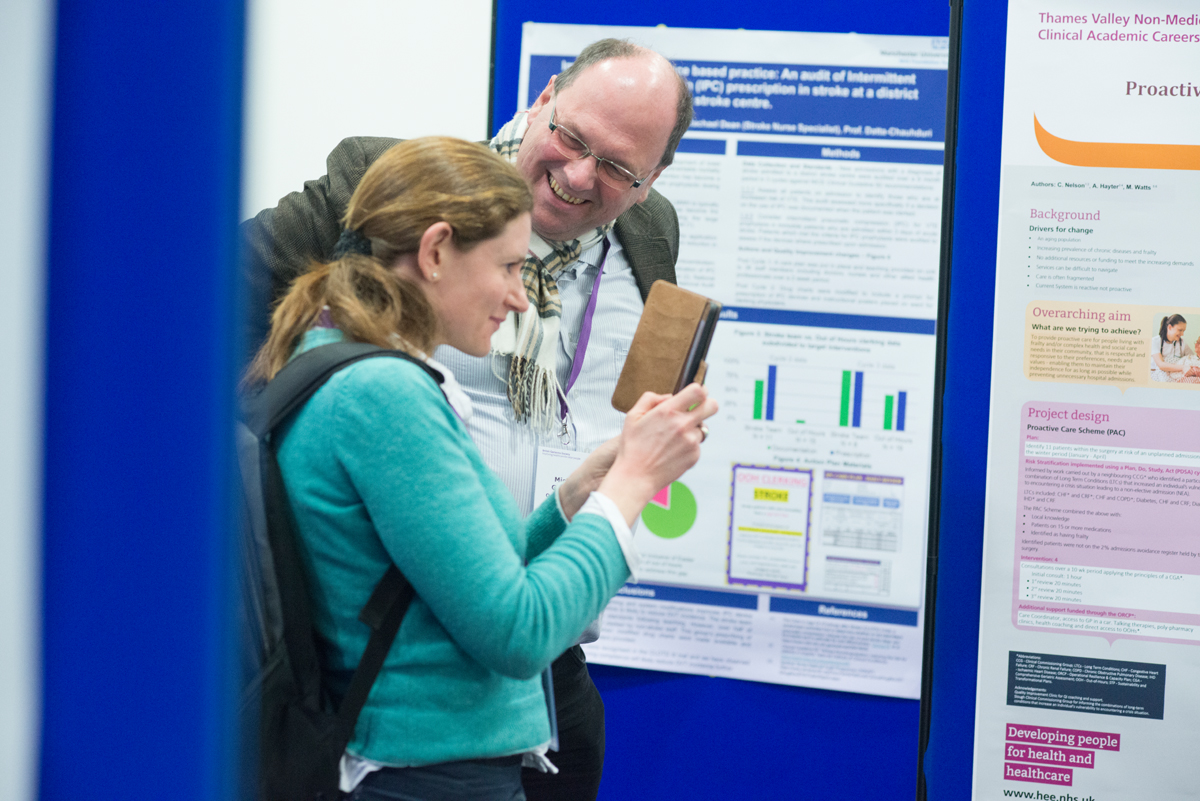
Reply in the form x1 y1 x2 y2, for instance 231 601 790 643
1034 115 1200 171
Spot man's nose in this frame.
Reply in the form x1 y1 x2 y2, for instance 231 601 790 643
561 155 598 190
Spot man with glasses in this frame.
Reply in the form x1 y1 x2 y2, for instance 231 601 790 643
242 38 692 801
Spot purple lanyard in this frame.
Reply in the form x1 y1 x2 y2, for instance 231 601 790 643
557 239 611 425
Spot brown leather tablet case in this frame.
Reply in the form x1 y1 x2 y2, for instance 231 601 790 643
611 280 721 412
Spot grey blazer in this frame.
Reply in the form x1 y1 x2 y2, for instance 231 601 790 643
241 136 681 361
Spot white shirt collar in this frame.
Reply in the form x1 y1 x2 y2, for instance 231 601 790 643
425 354 473 422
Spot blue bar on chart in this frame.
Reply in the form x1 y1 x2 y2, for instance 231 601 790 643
897 391 907 432
852 371 864 428
766 365 777 421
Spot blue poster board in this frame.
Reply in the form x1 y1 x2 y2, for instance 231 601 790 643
921 1 1007 798
491 2 962 798
39 2 246 799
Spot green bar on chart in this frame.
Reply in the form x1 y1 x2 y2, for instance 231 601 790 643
753 380 764 420
884 394 894 430
839 370 851 426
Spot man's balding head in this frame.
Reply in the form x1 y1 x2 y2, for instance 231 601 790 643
552 39 693 168
514 41 693 242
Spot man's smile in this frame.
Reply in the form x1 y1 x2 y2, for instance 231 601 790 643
548 174 586 205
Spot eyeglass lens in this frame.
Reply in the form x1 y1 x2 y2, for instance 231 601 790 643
550 124 638 189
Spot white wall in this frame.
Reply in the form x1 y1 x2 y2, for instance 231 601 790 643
242 0 494 219
0 0 52 798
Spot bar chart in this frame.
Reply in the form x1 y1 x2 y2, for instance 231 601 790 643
836 371 908 430
740 358 918 432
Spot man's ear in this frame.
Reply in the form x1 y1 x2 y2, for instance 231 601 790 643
634 166 668 204
527 76 556 118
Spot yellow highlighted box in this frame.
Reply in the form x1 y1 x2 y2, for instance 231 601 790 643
753 487 789 502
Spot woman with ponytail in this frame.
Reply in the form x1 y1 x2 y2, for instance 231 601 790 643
1150 314 1200 383
247 137 716 800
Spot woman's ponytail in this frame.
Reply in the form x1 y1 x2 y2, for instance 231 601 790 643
243 251 434 385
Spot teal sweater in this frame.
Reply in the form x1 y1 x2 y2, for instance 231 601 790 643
276 330 631 766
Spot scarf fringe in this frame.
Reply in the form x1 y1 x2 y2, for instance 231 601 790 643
492 351 561 435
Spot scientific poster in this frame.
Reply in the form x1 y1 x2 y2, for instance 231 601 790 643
518 24 949 698
971 2 1200 798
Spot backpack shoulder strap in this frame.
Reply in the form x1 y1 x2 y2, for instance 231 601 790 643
336 564 414 730
242 341 442 438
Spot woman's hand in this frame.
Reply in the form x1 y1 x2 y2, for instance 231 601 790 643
557 437 620 520
598 384 719 526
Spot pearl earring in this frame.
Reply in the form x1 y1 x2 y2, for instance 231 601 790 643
431 272 439 279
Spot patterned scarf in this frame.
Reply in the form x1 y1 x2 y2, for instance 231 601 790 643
488 112 611 434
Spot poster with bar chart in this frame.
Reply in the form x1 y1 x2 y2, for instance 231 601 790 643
596 305 937 698
524 22 948 699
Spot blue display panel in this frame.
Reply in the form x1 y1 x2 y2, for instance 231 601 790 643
40 2 245 799
922 1 1004 798
492 2 958 799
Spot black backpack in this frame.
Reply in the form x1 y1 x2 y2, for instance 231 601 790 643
236 342 442 800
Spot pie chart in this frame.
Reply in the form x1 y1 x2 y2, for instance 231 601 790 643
641 481 697 539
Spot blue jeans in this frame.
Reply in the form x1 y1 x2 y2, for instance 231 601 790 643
351 757 526 801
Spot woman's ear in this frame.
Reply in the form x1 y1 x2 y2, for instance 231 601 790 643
416 221 455 282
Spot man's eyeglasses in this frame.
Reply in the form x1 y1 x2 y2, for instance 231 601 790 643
547 99 648 190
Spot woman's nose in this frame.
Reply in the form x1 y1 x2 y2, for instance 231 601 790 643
508 272 530 314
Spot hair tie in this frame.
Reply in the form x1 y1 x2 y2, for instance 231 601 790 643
333 227 373 259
